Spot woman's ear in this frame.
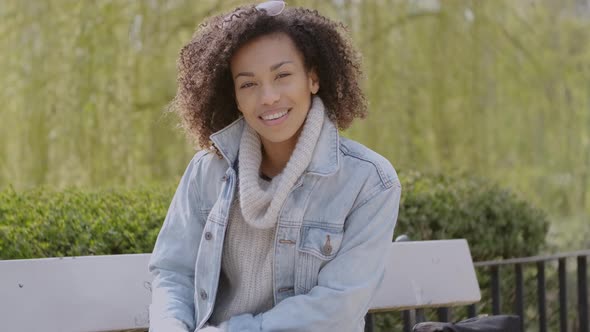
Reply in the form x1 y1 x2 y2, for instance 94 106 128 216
308 68 320 95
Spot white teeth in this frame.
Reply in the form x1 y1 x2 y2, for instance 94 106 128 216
261 110 288 121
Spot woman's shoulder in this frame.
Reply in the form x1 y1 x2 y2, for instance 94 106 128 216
185 149 229 181
338 137 400 190
189 149 227 167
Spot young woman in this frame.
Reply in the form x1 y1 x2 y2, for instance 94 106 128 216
148 2 401 331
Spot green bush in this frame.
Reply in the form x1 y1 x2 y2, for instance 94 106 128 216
0 185 174 259
396 171 549 261
0 172 549 261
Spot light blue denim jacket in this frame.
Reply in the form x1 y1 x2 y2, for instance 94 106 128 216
148 114 401 332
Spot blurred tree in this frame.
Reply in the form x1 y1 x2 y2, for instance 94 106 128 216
1 0 588 248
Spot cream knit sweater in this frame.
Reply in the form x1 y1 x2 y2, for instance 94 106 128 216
208 97 325 328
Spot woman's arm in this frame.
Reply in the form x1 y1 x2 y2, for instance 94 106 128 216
227 179 402 332
148 152 209 332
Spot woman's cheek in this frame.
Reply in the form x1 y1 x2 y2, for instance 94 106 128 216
236 89 254 109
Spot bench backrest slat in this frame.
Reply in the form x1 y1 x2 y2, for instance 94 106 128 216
0 254 152 332
0 239 480 331
371 239 481 312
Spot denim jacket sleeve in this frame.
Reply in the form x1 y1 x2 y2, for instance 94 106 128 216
227 178 402 332
148 152 208 332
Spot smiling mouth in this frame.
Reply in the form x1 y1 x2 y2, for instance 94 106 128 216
260 110 288 121
259 108 291 122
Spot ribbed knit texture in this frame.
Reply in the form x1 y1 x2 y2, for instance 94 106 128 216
209 96 325 325
238 96 325 229
208 187 275 326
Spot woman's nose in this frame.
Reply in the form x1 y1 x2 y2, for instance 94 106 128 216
259 84 280 105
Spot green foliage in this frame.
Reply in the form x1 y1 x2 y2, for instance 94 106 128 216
397 171 549 261
0 1 587 251
0 172 549 261
0 185 174 259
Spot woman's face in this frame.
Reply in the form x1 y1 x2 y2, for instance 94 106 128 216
230 32 319 146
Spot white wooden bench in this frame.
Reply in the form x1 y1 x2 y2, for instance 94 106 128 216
0 239 480 332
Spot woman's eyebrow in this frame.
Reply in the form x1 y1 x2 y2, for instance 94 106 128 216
234 61 293 79
234 71 254 79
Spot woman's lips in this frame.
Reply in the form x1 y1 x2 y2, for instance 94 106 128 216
259 108 291 126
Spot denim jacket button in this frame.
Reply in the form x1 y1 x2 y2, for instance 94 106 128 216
200 289 208 300
204 232 213 240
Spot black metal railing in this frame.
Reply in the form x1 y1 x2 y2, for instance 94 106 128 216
473 250 589 332
365 249 590 332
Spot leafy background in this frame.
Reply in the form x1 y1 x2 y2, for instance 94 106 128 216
1 1 588 330
1 0 588 249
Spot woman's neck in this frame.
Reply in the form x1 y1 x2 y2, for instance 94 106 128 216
259 128 302 178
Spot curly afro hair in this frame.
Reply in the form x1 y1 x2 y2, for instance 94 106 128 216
172 3 367 148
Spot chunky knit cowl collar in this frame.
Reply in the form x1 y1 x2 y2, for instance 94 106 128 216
237 96 325 229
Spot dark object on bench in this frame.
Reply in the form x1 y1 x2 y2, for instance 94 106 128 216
413 315 521 332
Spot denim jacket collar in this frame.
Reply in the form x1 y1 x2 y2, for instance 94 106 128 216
209 114 340 176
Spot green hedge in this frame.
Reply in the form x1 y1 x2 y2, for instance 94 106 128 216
0 172 549 262
396 171 549 261
0 186 174 259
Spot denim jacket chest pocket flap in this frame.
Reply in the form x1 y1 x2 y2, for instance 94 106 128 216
294 225 344 295
298 225 344 260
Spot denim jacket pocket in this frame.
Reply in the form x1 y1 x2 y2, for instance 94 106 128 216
294 225 344 294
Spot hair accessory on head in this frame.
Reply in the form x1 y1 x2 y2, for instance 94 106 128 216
255 1 286 16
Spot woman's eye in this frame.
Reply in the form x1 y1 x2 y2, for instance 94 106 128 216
240 82 255 89
276 73 291 79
